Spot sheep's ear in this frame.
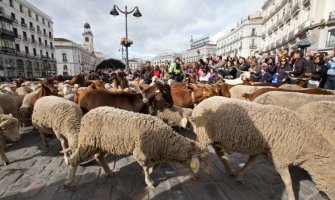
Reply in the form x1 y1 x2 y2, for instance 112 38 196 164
190 156 200 174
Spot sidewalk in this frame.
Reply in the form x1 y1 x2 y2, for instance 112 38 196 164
0 127 325 200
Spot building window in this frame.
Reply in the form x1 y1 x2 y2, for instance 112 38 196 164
51 53 54 59
40 50 43 57
9 0 13 7
17 60 24 72
31 35 35 42
21 17 25 25
13 28 18 37
25 46 29 54
251 28 256 36
327 29 335 47
62 53 67 61
28 10 31 17
46 52 49 58
20 5 23 13
36 14 39 21
15 44 20 52
50 42 53 48
11 13 15 20
0 57 3 71
44 40 47 46
38 37 42 44
23 31 27 40
85 37 89 42
63 65 67 70
42 18 45 25
33 48 36 56
29 22 33 28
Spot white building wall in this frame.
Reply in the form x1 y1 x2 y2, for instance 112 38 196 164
262 0 335 52
217 12 263 58
0 0 56 77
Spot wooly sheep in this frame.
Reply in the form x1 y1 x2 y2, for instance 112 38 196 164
278 84 303 90
0 93 18 119
297 101 335 147
154 101 193 130
32 96 83 164
15 86 33 96
18 90 39 127
229 85 274 100
190 96 335 200
0 114 20 166
253 91 335 110
64 106 210 188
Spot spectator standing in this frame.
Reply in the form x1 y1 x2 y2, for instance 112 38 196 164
324 51 335 89
153 65 161 78
249 58 262 82
307 56 327 88
287 50 307 78
141 61 153 84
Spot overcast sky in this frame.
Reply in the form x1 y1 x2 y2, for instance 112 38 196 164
29 0 264 59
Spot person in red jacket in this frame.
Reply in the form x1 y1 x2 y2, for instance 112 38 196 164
153 65 161 78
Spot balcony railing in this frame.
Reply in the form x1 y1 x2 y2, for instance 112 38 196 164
276 39 282 46
23 38 30 43
37 30 42 34
329 11 335 21
282 35 288 43
249 45 257 49
21 23 27 28
0 28 15 37
303 0 310 6
43 33 48 37
15 35 22 40
288 30 295 39
12 19 18 24
284 11 292 22
30 27 35 32
0 47 16 54
291 3 299 15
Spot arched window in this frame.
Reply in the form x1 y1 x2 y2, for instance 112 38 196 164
17 59 24 71
327 28 335 47
26 60 32 71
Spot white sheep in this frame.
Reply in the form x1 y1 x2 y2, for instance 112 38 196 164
18 90 39 127
253 91 335 110
0 93 18 119
229 85 274 100
15 86 33 96
297 101 335 147
190 96 335 200
64 106 210 188
32 96 83 164
0 114 20 166
154 102 193 129
278 84 303 90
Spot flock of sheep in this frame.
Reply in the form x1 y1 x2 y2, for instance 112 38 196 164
0 78 335 200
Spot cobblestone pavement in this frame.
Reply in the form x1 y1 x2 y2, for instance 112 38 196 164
0 127 327 200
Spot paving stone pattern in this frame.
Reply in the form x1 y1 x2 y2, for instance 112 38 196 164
0 127 326 200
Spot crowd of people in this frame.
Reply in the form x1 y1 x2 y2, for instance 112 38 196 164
127 48 335 90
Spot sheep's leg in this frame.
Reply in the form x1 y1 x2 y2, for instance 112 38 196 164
37 129 49 147
213 145 236 176
236 154 258 184
276 167 295 200
94 153 114 177
64 163 78 188
133 150 156 188
149 162 161 175
0 136 7 150
0 146 9 166
58 136 69 165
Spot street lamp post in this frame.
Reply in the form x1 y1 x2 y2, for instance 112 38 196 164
110 5 142 69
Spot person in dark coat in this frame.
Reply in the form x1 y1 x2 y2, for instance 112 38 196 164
141 61 153 84
224 61 237 79
288 50 307 78
276 58 292 84
308 55 328 88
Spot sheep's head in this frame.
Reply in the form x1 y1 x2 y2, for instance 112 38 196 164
188 141 212 176
0 114 20 142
